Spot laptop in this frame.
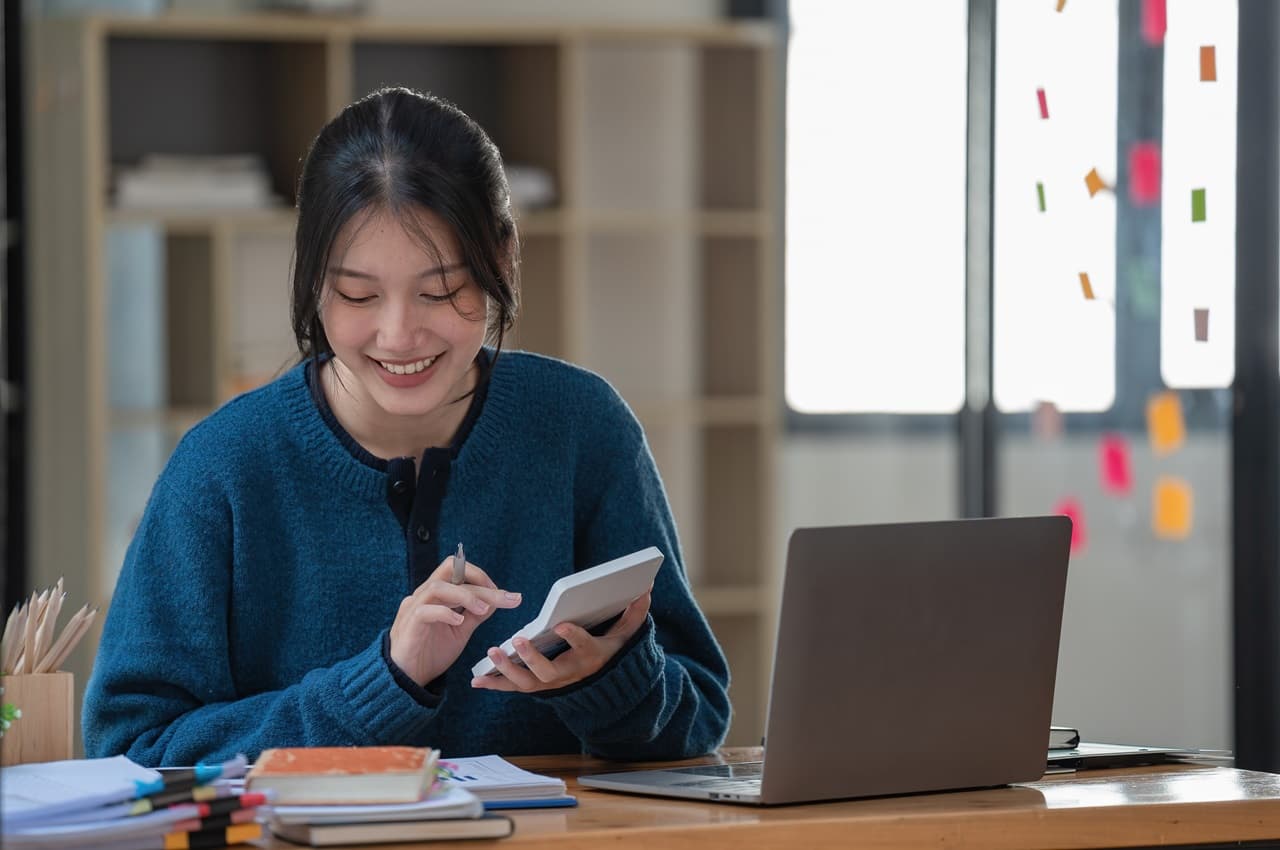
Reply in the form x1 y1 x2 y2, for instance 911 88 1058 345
579 516 1072 805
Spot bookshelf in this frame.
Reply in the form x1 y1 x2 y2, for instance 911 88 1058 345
27 12 780 747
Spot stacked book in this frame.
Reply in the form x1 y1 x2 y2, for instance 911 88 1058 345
2 754 262 850
114 154 278 210
247 746 514 846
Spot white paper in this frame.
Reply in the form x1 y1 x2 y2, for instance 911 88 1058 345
269 783 482 825
438 755 566 801
1 756 160 829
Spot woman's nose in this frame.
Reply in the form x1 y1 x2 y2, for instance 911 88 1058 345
377 298 424 350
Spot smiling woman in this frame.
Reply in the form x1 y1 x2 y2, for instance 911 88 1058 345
81 87 731 766
318 207 490 453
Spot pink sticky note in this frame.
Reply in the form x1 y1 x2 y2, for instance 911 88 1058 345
1128 142 1161 206
1141 0 1166 45
1099 434 1133 496
1054 498 1086 554
1037 87 1049 119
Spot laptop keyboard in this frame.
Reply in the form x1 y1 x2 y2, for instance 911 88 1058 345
666 762 764 782
658 762 765 795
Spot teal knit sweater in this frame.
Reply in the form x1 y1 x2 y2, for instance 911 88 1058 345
82 351 731 766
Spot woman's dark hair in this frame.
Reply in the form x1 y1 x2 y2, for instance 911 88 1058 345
290 87 519 382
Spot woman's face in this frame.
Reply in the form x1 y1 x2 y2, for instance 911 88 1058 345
319 206 488 422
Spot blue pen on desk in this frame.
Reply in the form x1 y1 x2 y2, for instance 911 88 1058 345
135 754 249 796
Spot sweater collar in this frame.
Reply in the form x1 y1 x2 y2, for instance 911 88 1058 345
282 349 511 500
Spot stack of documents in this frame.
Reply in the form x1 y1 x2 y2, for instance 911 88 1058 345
267 784 513 845
438 754 575 810
2 754 262 849
114 154 278 210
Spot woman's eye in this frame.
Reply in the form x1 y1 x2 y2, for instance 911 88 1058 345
421 290 455 304
337 292 375 305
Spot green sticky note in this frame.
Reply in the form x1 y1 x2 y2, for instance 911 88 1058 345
1192 188 1206 222
1036 182 1046 212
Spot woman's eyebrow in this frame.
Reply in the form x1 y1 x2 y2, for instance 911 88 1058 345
328 261 467 280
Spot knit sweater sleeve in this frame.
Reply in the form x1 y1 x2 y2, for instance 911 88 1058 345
81 463 436 766
538 388 732 760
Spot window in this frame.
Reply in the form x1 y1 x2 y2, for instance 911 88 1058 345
1160 0 1236 389
784 0 968 414
992 0 1119 413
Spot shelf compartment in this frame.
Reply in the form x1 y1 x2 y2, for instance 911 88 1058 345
352 41 562 212
225 229 297 398
576 40 697 213
701 424 765 588
107 37 331 206
643 423 705 587
707 612 767 747
699 45 764 210
581 231 698 402
167 234 218 408
701 235 763 396
510 234 565 359
106 223 219 411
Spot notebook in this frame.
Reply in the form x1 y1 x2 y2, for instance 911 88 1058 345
579 516 1072 805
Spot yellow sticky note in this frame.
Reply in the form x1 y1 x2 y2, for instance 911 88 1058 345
1085 167 1106 197
1146 391 1185 455
1153 476 1193 539
1078 272 1095 300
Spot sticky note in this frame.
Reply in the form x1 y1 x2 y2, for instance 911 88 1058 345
1099 434 1133 496
1153 477 1193 539
1146 390 1186 455
1128 142 1161 206
1036 182 1046 212
1200 45 1217 81
1078 272 1095 300
1194 307 1209 342
1085 167 1106 197
1141 0 1166 46
1054 497 1086 553
1033 400 1063 440
1192 188 1206 222
1037 88 1049 119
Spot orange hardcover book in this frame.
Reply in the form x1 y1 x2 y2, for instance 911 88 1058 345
246 746 438 805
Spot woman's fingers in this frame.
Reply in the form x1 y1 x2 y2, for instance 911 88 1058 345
604 591 651 639
425 557 500 590
511 637 564 683
482 646 541 689
409 580 521 617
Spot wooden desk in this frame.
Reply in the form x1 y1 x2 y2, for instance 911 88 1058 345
260 748 1280 849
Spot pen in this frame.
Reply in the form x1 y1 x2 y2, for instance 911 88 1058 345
452 543 466 614
452 542 466 586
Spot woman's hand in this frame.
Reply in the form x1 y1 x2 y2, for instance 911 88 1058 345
389 558 522 686
470 589 652 693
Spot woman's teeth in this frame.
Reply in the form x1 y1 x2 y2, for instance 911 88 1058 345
377 355 438 375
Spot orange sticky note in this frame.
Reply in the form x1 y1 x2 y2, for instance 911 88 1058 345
1078 272 1095 300
1152 476 1193 539
1085 168 1106 197
1146 391 1186 455
1200 45 1217 82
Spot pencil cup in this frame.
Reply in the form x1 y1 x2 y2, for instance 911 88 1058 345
1 671 75 766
